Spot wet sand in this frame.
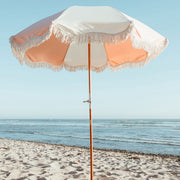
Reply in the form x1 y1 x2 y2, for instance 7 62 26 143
0 139 179 180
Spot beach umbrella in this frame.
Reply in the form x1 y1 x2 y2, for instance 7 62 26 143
9 6 168 180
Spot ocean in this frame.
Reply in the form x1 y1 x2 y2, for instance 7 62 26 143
0 119 179 156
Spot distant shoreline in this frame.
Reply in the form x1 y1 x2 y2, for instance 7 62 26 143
1 138 179 158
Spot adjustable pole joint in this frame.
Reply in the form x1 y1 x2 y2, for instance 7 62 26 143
83 99 91 104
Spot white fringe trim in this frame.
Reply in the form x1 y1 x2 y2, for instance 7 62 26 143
9 21 133 64
23 57 63 72
9 21 168 73
63 62 108 73
130 28 169 66
9 29 53 65
52 22 134 44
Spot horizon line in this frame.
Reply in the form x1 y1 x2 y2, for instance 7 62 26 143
0 117 180 120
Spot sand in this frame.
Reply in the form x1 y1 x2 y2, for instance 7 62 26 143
0 139 179 180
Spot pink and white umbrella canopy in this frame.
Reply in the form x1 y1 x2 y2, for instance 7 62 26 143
9 6 169 180
10 6 168 72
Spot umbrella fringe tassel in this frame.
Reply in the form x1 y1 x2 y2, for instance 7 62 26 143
9 22 168 72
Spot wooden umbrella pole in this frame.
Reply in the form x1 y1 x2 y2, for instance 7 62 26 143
88 42 93 180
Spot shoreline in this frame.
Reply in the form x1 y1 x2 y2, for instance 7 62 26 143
1 138 179 158
0 138 180 179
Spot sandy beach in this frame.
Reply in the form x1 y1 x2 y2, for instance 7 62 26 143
0 139 179 180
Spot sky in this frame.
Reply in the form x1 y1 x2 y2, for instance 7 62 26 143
0 0 179 119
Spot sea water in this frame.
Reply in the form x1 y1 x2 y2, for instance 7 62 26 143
0 119 179 155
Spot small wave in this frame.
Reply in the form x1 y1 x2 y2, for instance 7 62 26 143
0 123 89 126
1 130 180 146
34 132 90 140
32 132 180 146
3 131 90 140
6 130 36 134
108 136 180 144
0 119 179 128
93 137 180 146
